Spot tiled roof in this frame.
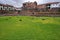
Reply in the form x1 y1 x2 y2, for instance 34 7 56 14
0 4 13 7
45 2 60 4
39 2 60 5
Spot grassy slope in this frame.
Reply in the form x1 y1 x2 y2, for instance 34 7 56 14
0 16 60 40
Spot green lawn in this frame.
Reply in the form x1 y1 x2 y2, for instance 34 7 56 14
0 16 60 40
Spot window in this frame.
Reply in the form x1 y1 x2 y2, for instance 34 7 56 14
3 6 7 10
0 6 3 10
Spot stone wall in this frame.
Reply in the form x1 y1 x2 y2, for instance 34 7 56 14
19 11 60 16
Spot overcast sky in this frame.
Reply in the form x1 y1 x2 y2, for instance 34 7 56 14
0 0 60 7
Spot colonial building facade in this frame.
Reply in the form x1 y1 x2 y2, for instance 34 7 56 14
0 4 15 11
0 4 17 15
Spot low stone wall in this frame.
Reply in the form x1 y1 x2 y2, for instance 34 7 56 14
19 12 60 17
32 12 60 17
0 11 18 16
0 11 60 17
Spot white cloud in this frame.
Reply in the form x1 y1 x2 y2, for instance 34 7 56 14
0 0 18 7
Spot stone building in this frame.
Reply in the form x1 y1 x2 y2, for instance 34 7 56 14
22 1 60 12
20 2 60 16
22 1 37 10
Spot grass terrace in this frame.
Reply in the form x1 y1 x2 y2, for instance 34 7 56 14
0 16 60 40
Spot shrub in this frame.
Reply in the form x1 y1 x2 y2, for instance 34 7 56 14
42 19 46 20
19 19 22 21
